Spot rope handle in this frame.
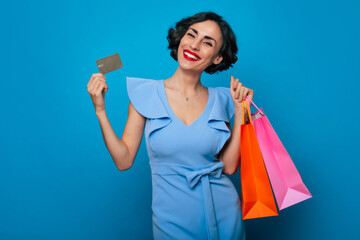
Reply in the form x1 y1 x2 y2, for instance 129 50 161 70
245 96 264 115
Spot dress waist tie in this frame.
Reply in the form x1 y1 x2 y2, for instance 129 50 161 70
150 161 224 240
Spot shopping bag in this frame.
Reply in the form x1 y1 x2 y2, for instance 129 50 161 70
245 96 312 210
240 100 278 220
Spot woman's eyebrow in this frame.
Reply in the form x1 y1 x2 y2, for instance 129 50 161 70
189 28 217 44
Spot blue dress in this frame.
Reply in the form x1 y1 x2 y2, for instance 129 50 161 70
126 77 246 240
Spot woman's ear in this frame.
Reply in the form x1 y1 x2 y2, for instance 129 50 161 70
213 55 223 65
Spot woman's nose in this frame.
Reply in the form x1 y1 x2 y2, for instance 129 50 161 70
190 38 201 50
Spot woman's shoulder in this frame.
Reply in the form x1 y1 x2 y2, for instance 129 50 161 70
126 76 160 88
126 76 167 119
209 86 235 123
212 86 232 99
126 76 162 100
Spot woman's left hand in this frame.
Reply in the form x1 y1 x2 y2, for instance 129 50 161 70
230 76 254 114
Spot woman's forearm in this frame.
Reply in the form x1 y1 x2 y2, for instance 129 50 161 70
96 110 131 170
220 109 244 175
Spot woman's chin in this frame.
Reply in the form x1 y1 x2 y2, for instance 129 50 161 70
179 66 199 73
178 61 201 72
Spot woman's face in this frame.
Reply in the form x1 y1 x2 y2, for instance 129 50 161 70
177 20 224 73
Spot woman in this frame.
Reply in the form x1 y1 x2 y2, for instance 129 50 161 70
87 12 254 240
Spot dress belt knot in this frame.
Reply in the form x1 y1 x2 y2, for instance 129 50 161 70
185 161 224 188
150 161 224 240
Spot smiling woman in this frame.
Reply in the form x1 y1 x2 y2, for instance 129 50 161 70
176 20 225 74
88 11 253 240
167 12 238 74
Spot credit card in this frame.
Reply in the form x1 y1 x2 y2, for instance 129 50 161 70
96 53 123 74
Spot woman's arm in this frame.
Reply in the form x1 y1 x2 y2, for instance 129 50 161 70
96 101 145 171
219 76 253 174
219 108 244 175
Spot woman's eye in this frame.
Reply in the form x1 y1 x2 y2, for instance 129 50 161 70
187 33 212 47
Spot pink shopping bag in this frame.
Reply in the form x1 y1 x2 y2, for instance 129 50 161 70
245 96 312 210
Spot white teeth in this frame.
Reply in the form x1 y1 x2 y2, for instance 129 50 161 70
184 51 199 60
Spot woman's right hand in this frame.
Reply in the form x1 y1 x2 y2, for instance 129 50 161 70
87 73 109 113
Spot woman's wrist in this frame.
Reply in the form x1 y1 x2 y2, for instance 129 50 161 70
234 109 244 125
234 106 243 116
96 109 107 117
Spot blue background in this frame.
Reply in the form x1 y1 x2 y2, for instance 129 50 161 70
1 0 359 239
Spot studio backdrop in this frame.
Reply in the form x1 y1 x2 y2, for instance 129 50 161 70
1 0 359 239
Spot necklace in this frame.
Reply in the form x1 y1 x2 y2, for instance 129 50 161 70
175 81 204 111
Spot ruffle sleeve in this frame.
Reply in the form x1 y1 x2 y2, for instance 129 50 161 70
126 76 169 119
126 77 172 149
207 87 235 156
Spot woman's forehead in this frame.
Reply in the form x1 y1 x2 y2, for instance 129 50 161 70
188 20 222 38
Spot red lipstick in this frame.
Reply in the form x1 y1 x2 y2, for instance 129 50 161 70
183 49 201 61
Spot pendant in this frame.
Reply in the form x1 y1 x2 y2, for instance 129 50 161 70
186 97 189 101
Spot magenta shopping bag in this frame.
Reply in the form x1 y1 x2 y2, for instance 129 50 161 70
245 96 312 210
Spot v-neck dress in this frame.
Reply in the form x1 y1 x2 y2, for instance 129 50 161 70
126 77 246 240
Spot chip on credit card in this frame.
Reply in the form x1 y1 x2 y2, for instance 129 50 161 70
96 53 123 74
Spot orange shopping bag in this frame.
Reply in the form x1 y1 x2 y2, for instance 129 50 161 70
240 100 278 220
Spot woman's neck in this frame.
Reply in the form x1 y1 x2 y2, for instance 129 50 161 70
166 67 204 95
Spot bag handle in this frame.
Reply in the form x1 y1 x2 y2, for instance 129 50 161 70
242 100 253 125
246 96 265 115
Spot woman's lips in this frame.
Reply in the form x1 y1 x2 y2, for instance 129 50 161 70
183 50 201 61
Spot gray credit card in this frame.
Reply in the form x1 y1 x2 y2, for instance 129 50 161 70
96 53 123 74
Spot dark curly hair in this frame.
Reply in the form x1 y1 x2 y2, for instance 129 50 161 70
166 12 238 74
